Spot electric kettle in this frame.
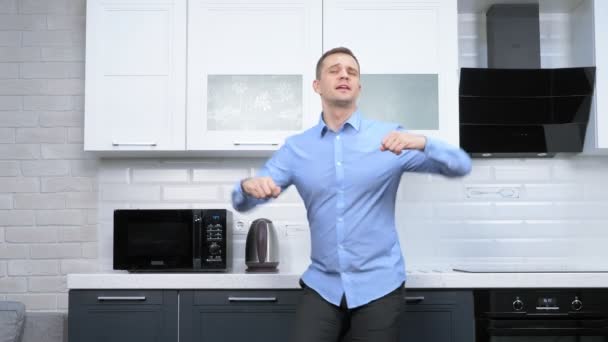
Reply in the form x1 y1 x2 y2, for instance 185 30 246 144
245 218 279 272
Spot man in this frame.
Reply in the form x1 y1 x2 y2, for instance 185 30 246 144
232 47 472 342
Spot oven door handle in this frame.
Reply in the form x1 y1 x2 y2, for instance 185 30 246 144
487 327 608 335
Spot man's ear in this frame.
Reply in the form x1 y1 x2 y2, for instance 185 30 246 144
313 79 321 94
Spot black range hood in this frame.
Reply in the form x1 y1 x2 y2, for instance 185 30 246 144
459 67 596 158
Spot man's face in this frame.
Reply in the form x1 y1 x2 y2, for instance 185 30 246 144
313 53 361 107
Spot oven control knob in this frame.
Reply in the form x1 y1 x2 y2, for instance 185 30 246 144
209 242 221 255
513 297 524 311
571 297 583 311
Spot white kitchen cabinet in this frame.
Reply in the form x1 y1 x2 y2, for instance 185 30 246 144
323 0 460 146
186 0 322 151
84 0 186 151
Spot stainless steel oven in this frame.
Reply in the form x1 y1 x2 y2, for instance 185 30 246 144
474 289 608 342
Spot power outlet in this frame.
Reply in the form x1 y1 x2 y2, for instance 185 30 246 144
233 220 249 235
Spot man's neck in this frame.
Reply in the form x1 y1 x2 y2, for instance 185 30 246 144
322 105 356 132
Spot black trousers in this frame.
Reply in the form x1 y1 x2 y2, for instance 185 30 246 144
290 280 405 342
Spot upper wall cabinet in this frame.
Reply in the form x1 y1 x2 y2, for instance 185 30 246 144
186 0 322 151
586 0 608 150
84 0 187 151
323 0 459 146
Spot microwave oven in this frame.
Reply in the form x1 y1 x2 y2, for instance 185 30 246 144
113 209 232 272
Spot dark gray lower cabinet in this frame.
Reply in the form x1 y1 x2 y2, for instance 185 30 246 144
179 290 300 342
69 289 473 342
68 290 178 342
400 290 475 342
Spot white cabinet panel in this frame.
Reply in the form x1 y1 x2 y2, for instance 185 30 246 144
84 0 186 151
323 0 459 146
594 0 608 149
187 0 321 151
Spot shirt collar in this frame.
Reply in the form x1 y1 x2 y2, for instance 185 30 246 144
317 109 362 137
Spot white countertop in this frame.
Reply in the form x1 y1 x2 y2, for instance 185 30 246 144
67 271 608 289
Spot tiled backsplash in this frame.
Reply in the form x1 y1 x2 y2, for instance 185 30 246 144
98 156 608 275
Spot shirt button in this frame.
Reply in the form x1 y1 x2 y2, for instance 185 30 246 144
336 161 342 166
338 217 343 222
336 135 341 140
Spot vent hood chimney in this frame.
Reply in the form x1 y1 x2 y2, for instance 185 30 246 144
459 4 596 158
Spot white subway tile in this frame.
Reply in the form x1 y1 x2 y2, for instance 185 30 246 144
0 62 18 78
36 209 85 226
57 293 68 310
57 225 95 242
66 127 82 143
101 184 160 201
20 62 83 78
81 242 97 258
0 144 40 159
21 160 69 176
395 201 434 219
0 244 28 258
433 202 493 220
69 159 97 177
0 177 39 192
41 143 93 159
524 183 583 200
65 192 96 209
47 15 84 30
400 182 465 201
86 209 96 224
59 259 98 274
98 167 129 184
40 47 83 62
14 193 66 209
0 261 6 276
0 194 11 209
28 276 66 292
494 165 551 181
5 294 56 311
0 47 40 62
0 96 21 110
0 31 20 47
0 161 19 176
41 176 92 192
162 185 220 201
0 128 14 143
0 0 18 14
39 111 83 127
494 202 555 220
192 168 249 183
0 210 35 226
8 260 59 275
5 226 57 243
20 0 85 15
16 127 66 143
0 277 27 292
554 202 608 220
584 182 608 200
0 111 38 127
30 243 81 258
238 204 308 222
22 31 82 47
23 96 71 110
0 14 46 30
132 168 189 183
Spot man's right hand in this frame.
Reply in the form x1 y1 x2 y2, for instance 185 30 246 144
241 177 282 199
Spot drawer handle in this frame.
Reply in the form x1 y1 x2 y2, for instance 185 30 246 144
97 296 147 302
233 141 280 146
112 141 157 146
228 296 278 302
405 296 425 303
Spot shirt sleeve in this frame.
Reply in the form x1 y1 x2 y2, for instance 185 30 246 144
231 139 295 212
399 134 472 177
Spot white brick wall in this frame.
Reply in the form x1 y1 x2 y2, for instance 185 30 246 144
0 0 95 312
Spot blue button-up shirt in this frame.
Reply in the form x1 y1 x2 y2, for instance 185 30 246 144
232 110 471 308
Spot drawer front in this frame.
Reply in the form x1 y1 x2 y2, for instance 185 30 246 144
404 290 468 306
70 290 164 305
193 290 302 305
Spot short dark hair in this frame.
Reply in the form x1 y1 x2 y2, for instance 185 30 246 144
315 47 360 80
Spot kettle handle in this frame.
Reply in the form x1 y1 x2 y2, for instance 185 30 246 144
256 221 268 263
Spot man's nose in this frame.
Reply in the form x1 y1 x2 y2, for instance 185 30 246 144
339 70 349 79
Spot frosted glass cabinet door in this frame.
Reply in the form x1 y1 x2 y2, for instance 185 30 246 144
187 0 322 151
323 0 459 146
84 0 187 151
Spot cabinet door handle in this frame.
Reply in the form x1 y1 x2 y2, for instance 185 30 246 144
232 141 280 146
405 296 425 303
112 141 157 146
97 296 147 301
228 296 278 302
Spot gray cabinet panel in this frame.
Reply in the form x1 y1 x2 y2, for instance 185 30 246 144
68 290 177 342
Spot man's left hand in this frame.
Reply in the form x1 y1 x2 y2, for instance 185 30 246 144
380 131 427 155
